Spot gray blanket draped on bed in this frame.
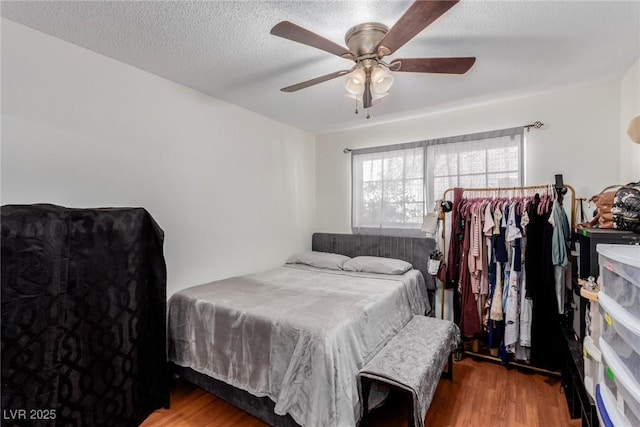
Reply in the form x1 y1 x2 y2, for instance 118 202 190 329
167 264 428 427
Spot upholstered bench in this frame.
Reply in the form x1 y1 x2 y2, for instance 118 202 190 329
359 315 460 427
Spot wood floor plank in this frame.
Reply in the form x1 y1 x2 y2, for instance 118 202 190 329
141 358 583 427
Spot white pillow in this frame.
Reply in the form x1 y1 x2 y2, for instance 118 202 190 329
286 251 351 270
342 256 412 275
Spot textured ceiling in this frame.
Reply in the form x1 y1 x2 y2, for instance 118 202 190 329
2 1 640 134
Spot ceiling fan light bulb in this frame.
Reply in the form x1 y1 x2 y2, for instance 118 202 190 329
372 91 389 102
345 80 364 96
371 66 393 94
344 68 366 96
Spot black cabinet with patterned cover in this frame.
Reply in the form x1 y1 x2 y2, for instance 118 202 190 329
1 205 169 426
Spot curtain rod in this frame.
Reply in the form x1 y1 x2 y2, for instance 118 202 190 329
524 121 544 132
342 121 544 154
443 182 560 197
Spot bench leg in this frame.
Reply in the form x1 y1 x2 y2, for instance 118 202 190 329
408 395 416 427
361 377 371 415
441 352 453 381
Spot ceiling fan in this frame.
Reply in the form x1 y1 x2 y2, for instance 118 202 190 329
270 0 475 114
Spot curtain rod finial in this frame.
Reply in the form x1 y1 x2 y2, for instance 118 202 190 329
343 148 352 154
525 121 544 132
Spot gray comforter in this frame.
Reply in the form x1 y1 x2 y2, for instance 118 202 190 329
167 264 428 427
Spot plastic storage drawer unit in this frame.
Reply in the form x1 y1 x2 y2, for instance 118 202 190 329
597 383 633 427
584 335 602 399
598 245 640 317
599 293 640 385
600 339 640 427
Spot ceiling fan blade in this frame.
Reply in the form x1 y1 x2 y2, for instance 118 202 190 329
376 0 459 57
281 70 351 92
271 21 354 60
390 57 476 74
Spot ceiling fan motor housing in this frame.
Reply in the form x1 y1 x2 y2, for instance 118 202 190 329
345 23 389 60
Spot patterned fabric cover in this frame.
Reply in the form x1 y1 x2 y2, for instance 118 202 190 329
1 204 169 426
359 315 460 427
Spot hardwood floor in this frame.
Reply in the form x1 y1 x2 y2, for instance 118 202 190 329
141 358 582 427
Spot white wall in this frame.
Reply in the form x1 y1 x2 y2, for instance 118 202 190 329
1 19 316 298
316 81 621 234
620 57 640 182
315 79 622 319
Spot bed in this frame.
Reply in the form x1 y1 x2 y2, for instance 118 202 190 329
167 233 437 427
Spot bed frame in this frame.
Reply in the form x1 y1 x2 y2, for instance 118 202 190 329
171 232 437 427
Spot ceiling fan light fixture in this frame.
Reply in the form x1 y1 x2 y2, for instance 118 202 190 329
345 88 388 102
344 67 366 96
370 65 393 95
372 91 389 101
272 1 475 120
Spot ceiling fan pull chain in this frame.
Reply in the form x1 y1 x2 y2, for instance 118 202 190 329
355 96 359 115
366 109 371 119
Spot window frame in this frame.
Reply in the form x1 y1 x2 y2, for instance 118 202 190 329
426 133 523 209
351 145 426 236
351 127 524 236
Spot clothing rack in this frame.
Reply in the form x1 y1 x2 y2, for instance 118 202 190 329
438 182 576 375
442 183 577 229
441 183 577 248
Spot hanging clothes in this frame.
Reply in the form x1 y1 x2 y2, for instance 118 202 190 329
444 188 464 326
504 202 523 355
504 257 520 354
549 199 571 314
527 196 562 371
445 188 464 289
442 185 569 370
480 202 493 296
518 213 532 360
517 268 532 361
459 201 482 338
489 262 504 321
490 201 506 321
468 202 482 296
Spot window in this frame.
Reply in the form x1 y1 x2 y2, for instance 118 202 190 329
426 133 522 209
352 146 424 235
351 127 523 236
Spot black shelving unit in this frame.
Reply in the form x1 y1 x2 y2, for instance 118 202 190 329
576 228 639 278
561 326 599 427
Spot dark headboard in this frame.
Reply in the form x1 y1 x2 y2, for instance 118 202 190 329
311 233 437 316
